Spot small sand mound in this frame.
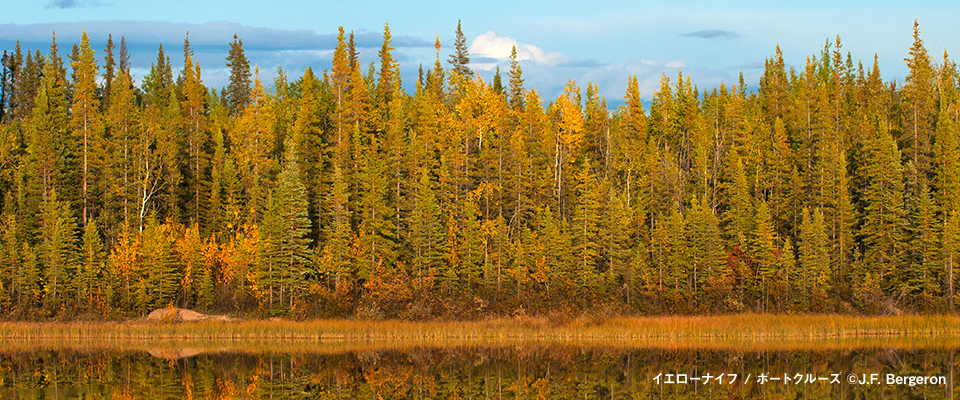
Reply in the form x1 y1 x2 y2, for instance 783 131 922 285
146 307 234 322
147 348 204 360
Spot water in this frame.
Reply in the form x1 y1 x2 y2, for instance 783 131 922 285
0 345 956 399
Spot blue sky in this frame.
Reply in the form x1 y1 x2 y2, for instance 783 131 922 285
2 1 958 107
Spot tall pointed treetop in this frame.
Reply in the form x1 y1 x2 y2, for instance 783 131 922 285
448 20 472 77
226 33 251 115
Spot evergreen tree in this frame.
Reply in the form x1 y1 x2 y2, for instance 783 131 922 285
751 200 778 312
38 189 77 314
448 20 472 77
902 20 936 187
322 164 353 290
71 30 103 228
507 46 524 111
261 141 311 314
572 159 601 304
77 218 106 314
180 36 209 228
101 34 116 109
226 34 252 115
859 120 907 309
797 207 830 311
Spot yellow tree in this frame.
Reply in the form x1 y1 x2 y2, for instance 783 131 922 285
552 80 583 218
230 68 274 222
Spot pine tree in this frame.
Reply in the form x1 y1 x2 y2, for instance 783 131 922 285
448 20 472 77
902 20 936 188
686 197 727 312
751 200 778 312
572 159 601 304
226 34 252 115
104 68 138 230
180 34 209 227
322 164 353 290
230 68 274 222
38 189 77 314
71 30 103 228
136 216 179 313
101 34 116 109
77 218 106 314
507 46 524 112
859 119 907 308
265 141 310 308
375 21 397 122
409 168 443 283
798 207 830 311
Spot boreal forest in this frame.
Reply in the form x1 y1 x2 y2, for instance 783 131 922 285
0 21 957 319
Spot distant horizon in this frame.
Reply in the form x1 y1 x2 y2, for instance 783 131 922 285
1 2 956 104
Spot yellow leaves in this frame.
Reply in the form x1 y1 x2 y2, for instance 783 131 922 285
109 225 140 284
455 75 507 149
218 224 262 287
554 80 584 153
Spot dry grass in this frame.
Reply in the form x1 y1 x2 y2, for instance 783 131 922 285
2 313 960 353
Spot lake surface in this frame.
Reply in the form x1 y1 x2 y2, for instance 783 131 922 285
0 344 956 399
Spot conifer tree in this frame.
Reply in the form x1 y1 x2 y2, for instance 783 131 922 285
38 189 77 314
860 120 907 305
507 46 524 111
136 216 179 313
376 21 397 122
751 200 778 312
572 159 601 303
77 218 106 314
226 34 252 115
323 164 353 290
686 197 727 312
71 30 102 228
409 168 443 281
180 34 209 227
231 68 274 222
261 140 311 313
798 207 830 311
101 34 115 109
448 20 472 77
902 20 936 187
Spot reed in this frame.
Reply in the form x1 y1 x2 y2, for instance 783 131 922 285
2 314 960 352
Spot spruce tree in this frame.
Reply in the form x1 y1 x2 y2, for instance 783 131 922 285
448 20 472 77
262 141 311 313
507 46 524 111
101 34 115 109
226 33 252 115
71 30 102 228
902 20 936 187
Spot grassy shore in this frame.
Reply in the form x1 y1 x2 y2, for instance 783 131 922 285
2 314 960 353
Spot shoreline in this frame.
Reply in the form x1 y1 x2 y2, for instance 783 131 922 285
2 314 960 352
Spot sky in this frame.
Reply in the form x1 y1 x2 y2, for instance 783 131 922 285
2 1 958 108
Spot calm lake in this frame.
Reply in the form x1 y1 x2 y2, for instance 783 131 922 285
0 344 956 399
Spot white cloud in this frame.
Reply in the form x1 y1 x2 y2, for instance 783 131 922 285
468 31 566 70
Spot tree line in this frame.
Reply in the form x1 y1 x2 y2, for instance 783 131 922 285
0 20 957 319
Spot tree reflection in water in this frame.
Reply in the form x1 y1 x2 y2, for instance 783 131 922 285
0 346 956 399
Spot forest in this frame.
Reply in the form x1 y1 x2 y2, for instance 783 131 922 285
0 20 957 320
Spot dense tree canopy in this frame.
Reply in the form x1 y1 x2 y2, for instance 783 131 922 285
0 21 958 319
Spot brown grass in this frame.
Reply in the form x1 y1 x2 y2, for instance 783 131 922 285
2 313 960 353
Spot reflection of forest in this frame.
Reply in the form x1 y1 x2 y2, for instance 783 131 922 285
0 346 955 398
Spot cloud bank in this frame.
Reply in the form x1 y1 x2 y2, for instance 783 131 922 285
465 31 752 106
46 0 108 9
468 31 566 70
0 22 758 108
680 29 741 40
0 21 432 89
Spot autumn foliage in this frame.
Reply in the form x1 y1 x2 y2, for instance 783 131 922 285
0 22 958 319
